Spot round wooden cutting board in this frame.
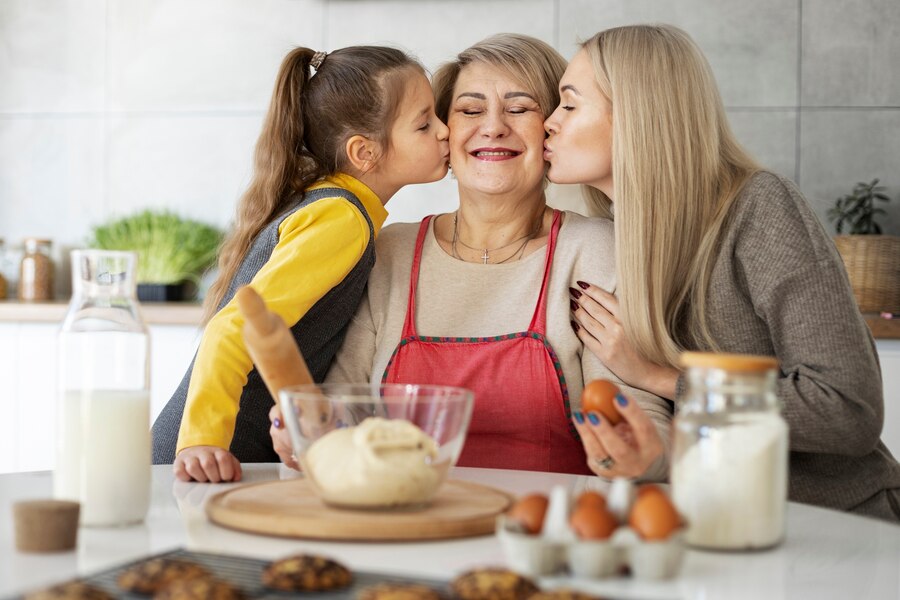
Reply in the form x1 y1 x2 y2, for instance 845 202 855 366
205 478 513 541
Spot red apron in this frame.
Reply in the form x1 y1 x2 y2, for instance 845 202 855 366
383 211 591 474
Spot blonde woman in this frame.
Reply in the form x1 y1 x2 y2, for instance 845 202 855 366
543 24 900 520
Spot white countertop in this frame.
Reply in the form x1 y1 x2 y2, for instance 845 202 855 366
1 465 899 599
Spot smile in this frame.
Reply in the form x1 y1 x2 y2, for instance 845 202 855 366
471 148 520 161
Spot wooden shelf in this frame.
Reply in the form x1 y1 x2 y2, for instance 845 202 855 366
864 313 900 340
0 300 203 326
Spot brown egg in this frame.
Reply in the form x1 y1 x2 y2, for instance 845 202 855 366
581 379 623 425
574 491 607 511
628 486 681 540
569 503 618 540
506 494 549 535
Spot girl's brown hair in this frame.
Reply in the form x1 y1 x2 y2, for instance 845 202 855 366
203 46 422 323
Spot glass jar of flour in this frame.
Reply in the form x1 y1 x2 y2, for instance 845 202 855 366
671 352 788 550
55 250 151 526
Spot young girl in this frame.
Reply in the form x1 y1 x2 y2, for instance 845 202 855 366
543 24 900 520
151 45 450 483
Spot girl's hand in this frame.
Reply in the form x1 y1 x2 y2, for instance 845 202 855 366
572 390 664 479
173 446 242 483
269 404 300 471
570 281 679 400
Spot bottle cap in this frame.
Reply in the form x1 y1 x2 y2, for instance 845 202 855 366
13 499 80 552
679 352 778 373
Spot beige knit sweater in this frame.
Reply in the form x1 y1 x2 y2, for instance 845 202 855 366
326 210 673 480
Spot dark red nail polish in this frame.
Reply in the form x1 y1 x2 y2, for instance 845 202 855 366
571 320 580 333
568 286 582 299
577 281 590 290
570 299 579 312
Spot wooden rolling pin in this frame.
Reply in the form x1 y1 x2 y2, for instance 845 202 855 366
235 285 314 398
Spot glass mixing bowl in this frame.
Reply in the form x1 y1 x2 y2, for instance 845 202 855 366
278 383 474 509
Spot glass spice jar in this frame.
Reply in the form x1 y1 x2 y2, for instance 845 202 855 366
18 238 54 301
670 352 788 551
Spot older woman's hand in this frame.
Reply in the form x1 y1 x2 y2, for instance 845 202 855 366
570 281 679 401
268 404 300 471
573 390 664 479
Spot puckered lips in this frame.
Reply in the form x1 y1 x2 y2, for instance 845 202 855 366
542 142 554 161
470 147 521 161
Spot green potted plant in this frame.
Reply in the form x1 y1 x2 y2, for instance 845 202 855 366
827 179 899 313
88 210 223 302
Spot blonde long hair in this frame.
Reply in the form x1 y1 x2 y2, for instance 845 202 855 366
203 46 421 323
582 25 760 368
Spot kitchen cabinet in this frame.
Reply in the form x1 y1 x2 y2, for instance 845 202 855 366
0 318 199 474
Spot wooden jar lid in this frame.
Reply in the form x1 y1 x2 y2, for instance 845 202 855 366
680 352 778 373
13 500 80 553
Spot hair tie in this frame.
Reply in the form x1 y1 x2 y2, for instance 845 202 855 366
310 51 327 72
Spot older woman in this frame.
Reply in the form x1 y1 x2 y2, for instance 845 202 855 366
274 33 672 478
543 24 900 520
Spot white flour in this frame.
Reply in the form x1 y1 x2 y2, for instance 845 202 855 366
672 413 788 549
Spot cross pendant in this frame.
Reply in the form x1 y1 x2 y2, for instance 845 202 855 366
481 249 489 264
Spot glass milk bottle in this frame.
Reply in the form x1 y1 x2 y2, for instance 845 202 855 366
55 250 151 526
671 352 788 550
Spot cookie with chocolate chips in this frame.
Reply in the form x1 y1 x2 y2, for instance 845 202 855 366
527 590 600 600
153 577 244 600
261 554 352 591
24 582 113 600
357 582 443 600
451 568 539 600
117 558 210 594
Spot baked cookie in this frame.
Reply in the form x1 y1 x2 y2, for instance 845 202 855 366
117 558 210 594
261 554 352 591
451 569 539 600
24 582 113 600
357 582 442 600
527 590 598 600
153 577 244 600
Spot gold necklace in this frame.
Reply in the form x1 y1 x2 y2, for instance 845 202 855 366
451 210 544 264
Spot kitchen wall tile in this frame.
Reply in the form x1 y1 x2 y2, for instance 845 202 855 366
105 114 263 228
799 110 900 236
558 0 799 107
107 0 323 111
727 109 797 183
385 175 459 226
0 117 105 253
802 0 900 107
327 0 556 73
0 0 106 113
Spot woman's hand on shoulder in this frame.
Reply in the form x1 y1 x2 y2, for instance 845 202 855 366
173 446 242 483
570 280 678 400
573 390 663 479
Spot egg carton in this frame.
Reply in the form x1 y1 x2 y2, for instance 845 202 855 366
496 481 686 581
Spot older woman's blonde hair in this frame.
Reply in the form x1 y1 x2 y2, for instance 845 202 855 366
583 24 760 368
433 33 567 122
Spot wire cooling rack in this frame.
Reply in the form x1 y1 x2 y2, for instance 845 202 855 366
10 547 452 599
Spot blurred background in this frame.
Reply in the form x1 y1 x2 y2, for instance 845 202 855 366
1 0 899 295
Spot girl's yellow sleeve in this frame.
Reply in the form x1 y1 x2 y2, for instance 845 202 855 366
176 197 372 453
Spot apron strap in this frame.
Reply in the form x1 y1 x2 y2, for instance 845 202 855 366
528 209 562 335
400 215 434 338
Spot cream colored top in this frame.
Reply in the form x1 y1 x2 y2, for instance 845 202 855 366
326 211 671 481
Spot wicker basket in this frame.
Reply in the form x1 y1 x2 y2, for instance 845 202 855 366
833 235 900 313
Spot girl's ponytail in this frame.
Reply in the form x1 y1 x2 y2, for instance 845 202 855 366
203 47 325 322
203 45 421 323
